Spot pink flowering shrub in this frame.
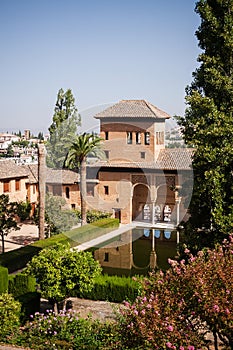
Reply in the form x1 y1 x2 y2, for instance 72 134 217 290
118 235 233 349
178 236 233 349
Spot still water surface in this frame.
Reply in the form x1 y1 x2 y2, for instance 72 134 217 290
93 228 179 276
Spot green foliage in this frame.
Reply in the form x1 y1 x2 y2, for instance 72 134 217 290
25 243 102 308
0 218 119 273
0 194 19 253
0 293 21 342
12 139 29 147
75 209 112 223
0 265 8 293
65 132 104 168
177 0 233 249
119 236 233 349
65 132 105 225
16 201 32 221
64 218 119 245
72 274 142 303
8 273 39 322
17 309 120 350
8 273 36 298
46 88 80 169
18 292 41 323
44 193 78 236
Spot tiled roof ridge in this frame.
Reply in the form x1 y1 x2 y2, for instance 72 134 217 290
95 99 170 119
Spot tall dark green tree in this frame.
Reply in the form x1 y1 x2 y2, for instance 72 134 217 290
46 88 80 169
178 0 233 251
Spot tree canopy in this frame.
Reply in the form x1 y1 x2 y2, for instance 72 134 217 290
0 194 19 253
46 88 80 169
25 243 102 311
178 0 233 251
65 133 104 225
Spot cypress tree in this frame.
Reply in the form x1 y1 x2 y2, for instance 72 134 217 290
178 0 233 251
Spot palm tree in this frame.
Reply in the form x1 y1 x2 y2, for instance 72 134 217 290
65 133 104 225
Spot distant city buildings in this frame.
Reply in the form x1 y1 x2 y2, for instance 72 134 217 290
0 130 41 164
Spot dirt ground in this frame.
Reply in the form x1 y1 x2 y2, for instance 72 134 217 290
40 297 120 322
2 223 39 252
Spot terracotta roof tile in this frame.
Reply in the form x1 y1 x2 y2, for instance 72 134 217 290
95 100 170 119
0 160 29 179
26 165 79 184
46 168 79 184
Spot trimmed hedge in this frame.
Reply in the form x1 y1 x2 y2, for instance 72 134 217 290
8 273 36 298
18 291 41 322
71 274 142 303
8 273 40 322
0 218 119 273
0 265 8 293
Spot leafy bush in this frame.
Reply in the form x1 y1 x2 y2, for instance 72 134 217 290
25 243 102 311
0 293 21 342
33 194 79 236
0 265 8 293
75 209 112 223
17 201 32 221
18 292 41 323
18 309 120 350
118 236 233 349
8 273 36 297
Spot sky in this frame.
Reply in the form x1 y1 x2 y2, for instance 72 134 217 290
0 0 201 135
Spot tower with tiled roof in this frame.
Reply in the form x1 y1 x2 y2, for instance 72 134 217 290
95 100 170 163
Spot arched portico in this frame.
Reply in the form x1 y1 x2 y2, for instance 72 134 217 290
132 183 151 221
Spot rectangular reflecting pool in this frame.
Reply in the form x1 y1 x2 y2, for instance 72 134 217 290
93 228 179 276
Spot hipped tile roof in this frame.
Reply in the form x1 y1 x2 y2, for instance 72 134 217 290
95 100 170 119
0 161 79 184
0 160 29 179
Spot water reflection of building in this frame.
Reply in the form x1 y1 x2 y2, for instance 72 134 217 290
87 100 193 228
94 228 177 275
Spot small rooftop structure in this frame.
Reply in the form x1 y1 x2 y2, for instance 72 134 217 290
95 100 170 120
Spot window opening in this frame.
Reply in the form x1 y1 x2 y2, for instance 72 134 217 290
136 132 141 144
15 179 20 191
127 132 133 144
65 187 70 199
104 186 109 195
145 132 150 145
104 252 109 262
3 181 10 193
141 152 145 159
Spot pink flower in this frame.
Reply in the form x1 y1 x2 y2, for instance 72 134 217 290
188 346 195 350
167 325 174 332
166 342 173 348
213 304 220 312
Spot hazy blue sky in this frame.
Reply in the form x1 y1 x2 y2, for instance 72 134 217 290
0 0 200 134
